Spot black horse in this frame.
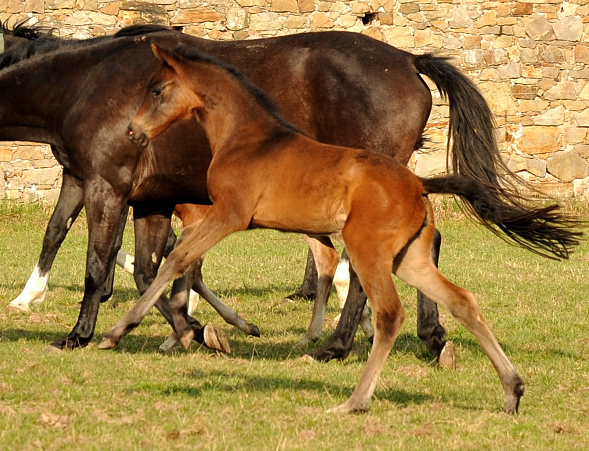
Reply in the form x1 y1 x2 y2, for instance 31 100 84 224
0 24 534 358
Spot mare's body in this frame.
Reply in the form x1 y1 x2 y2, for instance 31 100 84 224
0 25 509 357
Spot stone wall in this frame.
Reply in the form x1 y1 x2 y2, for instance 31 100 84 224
1 0 588 202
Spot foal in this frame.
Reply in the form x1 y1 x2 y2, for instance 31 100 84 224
104 44 580 413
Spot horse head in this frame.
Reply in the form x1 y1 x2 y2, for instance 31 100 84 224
128 43 205 148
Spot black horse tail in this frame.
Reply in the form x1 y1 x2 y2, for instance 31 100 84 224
422 175 583 260
413 54 521 192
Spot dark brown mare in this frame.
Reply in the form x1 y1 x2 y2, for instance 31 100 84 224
108 44 580 413
0 23 554 360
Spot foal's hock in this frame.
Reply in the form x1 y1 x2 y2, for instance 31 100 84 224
105 44 581 413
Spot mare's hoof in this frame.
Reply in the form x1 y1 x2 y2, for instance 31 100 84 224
438 341 456 370
203 324 231 354
283 290 316 302
6 303 30 314
309 341 349 362
97 337 118 350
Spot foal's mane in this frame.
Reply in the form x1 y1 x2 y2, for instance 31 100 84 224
173 45 305 135
0 22 175 70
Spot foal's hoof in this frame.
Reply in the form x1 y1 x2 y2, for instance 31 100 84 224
505 380 525 414
248 323 261 337
159 335 180 353
180 330 195 350
327 400 369 414
97 337 118 350
438 341 456 370
203 324 231 354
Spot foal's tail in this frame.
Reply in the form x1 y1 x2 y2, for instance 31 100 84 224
422 175 583 260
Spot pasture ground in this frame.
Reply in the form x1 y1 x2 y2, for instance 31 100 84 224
0 199 588 450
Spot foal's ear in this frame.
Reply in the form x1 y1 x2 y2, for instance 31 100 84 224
151 43 184 73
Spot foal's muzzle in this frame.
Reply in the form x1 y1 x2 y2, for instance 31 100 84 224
126 125 149 148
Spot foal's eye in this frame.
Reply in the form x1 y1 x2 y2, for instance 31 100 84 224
151 87 163 97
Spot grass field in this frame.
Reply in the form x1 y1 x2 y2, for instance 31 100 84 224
0 199 588 450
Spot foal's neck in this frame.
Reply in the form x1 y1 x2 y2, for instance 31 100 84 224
189 62 291 155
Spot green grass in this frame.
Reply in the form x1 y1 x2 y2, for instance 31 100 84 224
0 199 588 450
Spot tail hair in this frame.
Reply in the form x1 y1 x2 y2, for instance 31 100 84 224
422 175 584 260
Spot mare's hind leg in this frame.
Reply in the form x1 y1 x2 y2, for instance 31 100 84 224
296 236 340 346
394 214 524 413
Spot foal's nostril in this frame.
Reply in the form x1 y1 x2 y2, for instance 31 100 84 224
126 126 135 137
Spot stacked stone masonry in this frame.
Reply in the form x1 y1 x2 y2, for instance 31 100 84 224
1 0 588 202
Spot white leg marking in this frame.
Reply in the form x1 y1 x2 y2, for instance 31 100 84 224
8 263 49 312
116 251 135 275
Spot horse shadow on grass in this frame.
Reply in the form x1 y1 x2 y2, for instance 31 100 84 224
133 368 435 410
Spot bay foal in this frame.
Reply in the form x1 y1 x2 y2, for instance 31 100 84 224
105 44 580 413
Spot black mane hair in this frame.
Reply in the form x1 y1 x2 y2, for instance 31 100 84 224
173 44 305 136
0 22 175 70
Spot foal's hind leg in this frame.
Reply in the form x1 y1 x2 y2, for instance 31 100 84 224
296 235 340 346
329 244 405 413
394 221 524 413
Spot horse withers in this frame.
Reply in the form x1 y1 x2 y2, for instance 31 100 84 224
102 44 581 413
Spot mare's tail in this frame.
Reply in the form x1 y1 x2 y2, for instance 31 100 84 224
422 175 583 260
413 53 513 190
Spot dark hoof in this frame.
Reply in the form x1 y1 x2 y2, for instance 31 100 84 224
308 345 349 362
49 336 89 350
249 324 261 337
283 289 316 302
505 380 525 414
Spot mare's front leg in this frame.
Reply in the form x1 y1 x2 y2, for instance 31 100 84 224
310 261 367 361
99 205 244 350
49 179 128 350
285 250 318 301
9 171 84 313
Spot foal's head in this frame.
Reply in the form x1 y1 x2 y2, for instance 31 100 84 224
127 44 205 148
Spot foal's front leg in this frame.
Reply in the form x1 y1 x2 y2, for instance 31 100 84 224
99 205 247 349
